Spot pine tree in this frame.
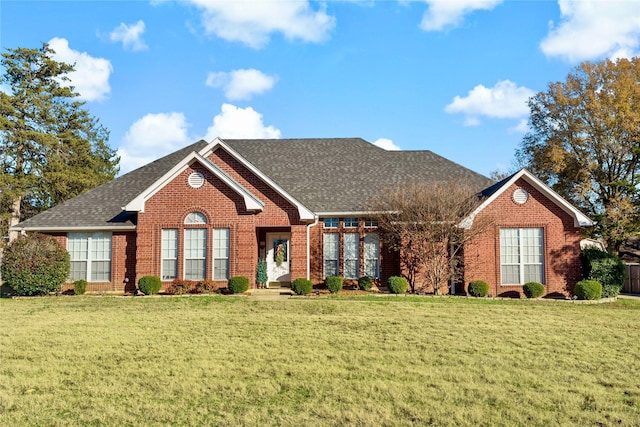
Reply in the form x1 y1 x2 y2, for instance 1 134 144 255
0 43 119 237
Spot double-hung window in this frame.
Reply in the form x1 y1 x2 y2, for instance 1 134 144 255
364 233 380 278
213 228 229 280
184 228 207 280
161 229 178 280
343 233 359 278
500 228 544 285
68 232 112 282
323 233 339 278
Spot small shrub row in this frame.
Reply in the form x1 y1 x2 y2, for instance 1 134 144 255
387 276 408 294
358 276 374 291
468 280 489 297
574 279 602 300
228 276 250 294
523 281 544 298
326 276 343 293
138 276 162 295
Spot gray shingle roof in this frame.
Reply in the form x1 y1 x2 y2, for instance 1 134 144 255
15 138 493 229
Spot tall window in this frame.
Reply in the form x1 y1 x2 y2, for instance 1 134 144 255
364 233 380 278
68 232 112 282
184 229 207 280
500 228 544 285
323 233 339 277
161 229 178 280
213 228 229 280
343 233 359 278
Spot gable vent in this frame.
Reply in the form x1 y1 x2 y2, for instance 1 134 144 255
512 188 529 205
188 172 205 189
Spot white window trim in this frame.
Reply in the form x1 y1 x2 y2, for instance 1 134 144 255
500 228 544 286
68 232 112 282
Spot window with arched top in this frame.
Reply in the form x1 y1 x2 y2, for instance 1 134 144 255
184 212 207 225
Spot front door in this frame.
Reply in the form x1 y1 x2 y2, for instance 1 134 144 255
266 232 291 286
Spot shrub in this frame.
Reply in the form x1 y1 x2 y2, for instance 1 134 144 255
228 276 250 294
167 279 193 295
1 233 70 296
574 279 602 300
326 276 343 294
73 280 88 295
523 281 544 299
291 278 313 295
468 280 489 297
138 275 162 295
387 276 408 294
581 247 625 298
358 276 374 291
256 258 268 288
195 279 219 294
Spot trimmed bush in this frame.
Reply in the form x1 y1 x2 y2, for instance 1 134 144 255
468 280 489 297
138 275 162 295
387 276 408 294
523 281 544 299
195 279 219 294
1 233 70 296
358 276 374 291
73 280 88 295
228 276 250 294
291 278 313 295
167 279 193 295
574 279 602 300
581 247 625 298
326 276 343 294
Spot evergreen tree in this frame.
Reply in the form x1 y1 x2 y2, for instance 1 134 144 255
0 43 119 237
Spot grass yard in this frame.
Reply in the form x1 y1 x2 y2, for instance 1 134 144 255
1 295 640 426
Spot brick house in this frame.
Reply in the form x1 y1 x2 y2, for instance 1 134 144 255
11 138 593 297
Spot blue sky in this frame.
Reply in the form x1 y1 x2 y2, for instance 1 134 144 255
2 1 639 176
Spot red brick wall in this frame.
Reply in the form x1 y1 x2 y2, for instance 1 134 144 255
463 178 584 298
136 151 307 290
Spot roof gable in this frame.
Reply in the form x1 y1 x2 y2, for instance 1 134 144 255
123 151 265 213
460 169 594 229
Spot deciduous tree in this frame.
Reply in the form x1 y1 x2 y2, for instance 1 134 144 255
0 43 119 238
368 182 493 294
517 58 640 253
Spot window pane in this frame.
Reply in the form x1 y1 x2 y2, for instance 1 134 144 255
500 228 544 285
324 260 338 277
323 233 339 277
344 218 358 228
323 218 338 228
364 233 380 278
185 229 206 280
501 265 520 285
69 261 87 282
344 233 359 278
184 212 207 224
185 260 206 281
213 259 228 280
68 233 88 261
162 260 177 281
213 228 229 280
91 261 111 282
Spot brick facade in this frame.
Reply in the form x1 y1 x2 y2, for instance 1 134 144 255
462 178 583 298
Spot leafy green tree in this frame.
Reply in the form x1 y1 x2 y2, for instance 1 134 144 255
517 58 640 253
0 43 119 237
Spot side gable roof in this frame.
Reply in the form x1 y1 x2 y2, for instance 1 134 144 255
460 169 594 229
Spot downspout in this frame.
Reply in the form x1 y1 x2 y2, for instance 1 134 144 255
306 216 320 280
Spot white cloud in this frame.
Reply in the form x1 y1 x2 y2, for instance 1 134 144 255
47 37 112 102
109 20 148 51
118 112 191 174
419 0 503 31
204 103 281 140
187 0 335 48
509 119 530 134
445 80 534 125
541 0 640 62
373 138 401 151
206 69 277 100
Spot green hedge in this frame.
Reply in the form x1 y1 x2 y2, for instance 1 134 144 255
581 247 625 298
228 276 250 294
325 276 343 294
73 280 88 295
1 233 70 296
138 276 162 295
387 276 408 294
468 280 489 297
291 278 313 295
358 276 374 291
574 279 602 300
523 282 544 299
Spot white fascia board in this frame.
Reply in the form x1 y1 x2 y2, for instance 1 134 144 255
122 151 264 214
200 138 315 221
460 169 594 229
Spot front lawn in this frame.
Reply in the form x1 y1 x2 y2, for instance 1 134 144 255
1 296 639 426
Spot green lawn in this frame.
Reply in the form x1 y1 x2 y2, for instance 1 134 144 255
1 295 640 426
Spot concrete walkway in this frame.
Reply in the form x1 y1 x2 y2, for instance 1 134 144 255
248 288 293 301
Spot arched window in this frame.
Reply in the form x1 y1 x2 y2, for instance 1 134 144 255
184 212 207 225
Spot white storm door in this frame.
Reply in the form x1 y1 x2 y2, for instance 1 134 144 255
266 233 291 283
